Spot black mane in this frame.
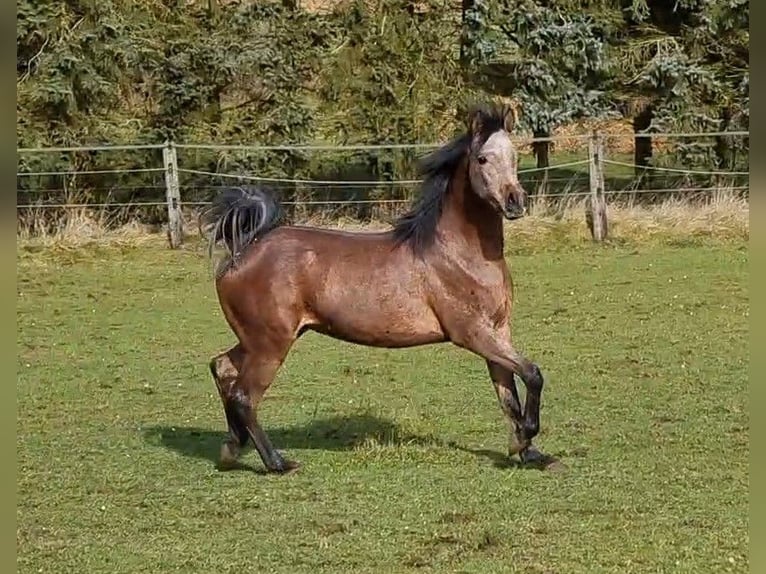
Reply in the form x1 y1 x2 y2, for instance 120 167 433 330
391 103 511 255
391 134 469 254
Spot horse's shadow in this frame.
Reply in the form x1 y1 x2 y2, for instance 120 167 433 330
142 414 426 468
141 414 558 472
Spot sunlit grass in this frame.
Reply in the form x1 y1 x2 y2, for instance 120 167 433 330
17 237 748 573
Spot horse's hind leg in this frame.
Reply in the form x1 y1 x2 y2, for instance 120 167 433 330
231 336 299 474
209 344 248 468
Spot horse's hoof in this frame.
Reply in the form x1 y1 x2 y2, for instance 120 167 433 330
217 441 240 470
519 446 545 464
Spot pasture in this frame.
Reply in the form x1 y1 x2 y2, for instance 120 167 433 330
17 235 748 573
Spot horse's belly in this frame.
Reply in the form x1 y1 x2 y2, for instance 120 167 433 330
308 302 446 348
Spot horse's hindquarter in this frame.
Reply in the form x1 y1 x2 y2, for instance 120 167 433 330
290 228 446 347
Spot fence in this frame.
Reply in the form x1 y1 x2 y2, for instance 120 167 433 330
17 130 750 248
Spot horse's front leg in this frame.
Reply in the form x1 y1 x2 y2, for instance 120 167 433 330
460 324 558 468
486 360 531 457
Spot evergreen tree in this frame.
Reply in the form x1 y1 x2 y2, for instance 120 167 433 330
460 0 617 193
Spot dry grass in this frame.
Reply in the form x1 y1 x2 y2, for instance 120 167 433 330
507 190 749 248
594 192 749 242
16 191 749 255
17 207 162 250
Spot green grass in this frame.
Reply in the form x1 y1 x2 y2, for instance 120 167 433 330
17 238 748 573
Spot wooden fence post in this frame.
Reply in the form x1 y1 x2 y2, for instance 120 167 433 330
162 141 183 249
587 132 608 241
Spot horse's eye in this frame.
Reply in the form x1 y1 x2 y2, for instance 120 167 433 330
477 156 488 165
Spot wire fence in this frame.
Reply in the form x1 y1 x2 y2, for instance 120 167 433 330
16 130 749 245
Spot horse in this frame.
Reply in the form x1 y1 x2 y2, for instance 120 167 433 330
200 103 557 474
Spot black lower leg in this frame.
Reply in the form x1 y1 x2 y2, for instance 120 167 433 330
501 382 530 455
224 396 251 448
521 363 544 441
229 389 297 474
517 363 548 466
248 424 298 474
210 360 249 448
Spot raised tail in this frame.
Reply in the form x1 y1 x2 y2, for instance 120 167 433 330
200 185 284 262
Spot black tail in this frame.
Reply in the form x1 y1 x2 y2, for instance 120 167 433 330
200 185 283 260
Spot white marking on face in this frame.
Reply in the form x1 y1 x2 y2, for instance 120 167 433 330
469 130 523 214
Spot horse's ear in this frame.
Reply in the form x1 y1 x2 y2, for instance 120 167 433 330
502 104 517 133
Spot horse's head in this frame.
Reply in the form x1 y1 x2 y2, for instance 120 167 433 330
466 104 528 220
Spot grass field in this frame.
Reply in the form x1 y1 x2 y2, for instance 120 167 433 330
17 232 748 573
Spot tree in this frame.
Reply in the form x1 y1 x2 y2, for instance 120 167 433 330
16 0 164 207
612 0 749 171
16 0 147 148
461 0 616 193
316 0 473 216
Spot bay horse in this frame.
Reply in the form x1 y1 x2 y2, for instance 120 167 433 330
201 103 555 474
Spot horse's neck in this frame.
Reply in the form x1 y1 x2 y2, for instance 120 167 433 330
437 166 505 261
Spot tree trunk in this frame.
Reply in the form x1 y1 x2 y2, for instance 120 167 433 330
207 0 219 20
713 107 735 189
633 106 653 187
460 0 475 67
205 87 222 123
714 106 733 170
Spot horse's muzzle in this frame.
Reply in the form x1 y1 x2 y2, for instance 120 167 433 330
503 198 527 220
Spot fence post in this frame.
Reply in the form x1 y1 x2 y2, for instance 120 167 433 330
587 132 608 242
162 141 183 248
